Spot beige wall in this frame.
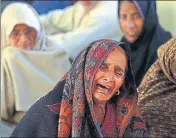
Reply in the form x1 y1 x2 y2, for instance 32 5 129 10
157 1 176 37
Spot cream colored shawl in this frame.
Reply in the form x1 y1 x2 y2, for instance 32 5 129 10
1 3 71 120
138 37 176 138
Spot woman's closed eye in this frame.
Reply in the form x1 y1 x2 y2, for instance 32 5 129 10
25 28 36 35
10 31 20 37
115 68 124 76
115 71 123 76
99 63 124 76
23 28 36 37
99 64 108 71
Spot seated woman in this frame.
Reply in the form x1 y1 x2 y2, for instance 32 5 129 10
138 37 176 138
1 3 71 123
118 0 172 87
10 39 148 137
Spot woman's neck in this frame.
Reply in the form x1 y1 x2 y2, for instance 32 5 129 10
94 102 107 126
94 102 106 112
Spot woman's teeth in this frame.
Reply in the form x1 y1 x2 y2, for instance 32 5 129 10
96 84 111 93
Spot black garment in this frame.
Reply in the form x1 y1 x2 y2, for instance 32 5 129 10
10 80 65 137
118 0 172 87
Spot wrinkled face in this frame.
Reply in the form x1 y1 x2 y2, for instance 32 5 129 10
9 24 37 50
119 1 144 43
92 48 127 104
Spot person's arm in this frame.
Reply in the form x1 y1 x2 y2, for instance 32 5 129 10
39 3 80 35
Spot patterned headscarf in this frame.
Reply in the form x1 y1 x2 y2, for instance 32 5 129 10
138 37 176 138
58 39 147 137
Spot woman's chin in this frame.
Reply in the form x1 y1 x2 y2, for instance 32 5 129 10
93 94 110 104
126 36 137 43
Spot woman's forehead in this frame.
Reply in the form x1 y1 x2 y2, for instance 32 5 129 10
11 24 36 34
13 24 29 30
104 48 127 63
119 0 144 19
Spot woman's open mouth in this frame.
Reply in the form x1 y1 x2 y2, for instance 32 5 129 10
96 84 112 95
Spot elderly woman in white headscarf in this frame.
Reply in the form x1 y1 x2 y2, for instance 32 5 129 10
1 2 71 123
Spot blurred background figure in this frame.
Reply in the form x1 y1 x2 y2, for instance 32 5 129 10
2 1 176 38
39 1 122 59
118 0 172 87
138 37 176 138
1 3 71 124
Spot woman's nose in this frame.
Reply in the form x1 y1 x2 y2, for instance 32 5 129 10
103 71 115 82
19 34 28 42
127 20 135 29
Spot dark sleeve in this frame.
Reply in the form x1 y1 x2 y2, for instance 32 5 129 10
123 116 149 138
10 80 65 137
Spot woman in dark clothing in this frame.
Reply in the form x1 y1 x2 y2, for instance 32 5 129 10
118 0 172 87
10 39 148 137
